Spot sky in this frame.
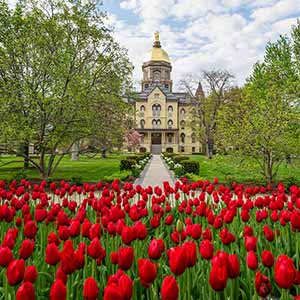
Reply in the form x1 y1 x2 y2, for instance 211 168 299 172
103 0 300 89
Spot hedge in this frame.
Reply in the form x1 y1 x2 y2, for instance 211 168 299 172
120 159 137 171
181 160 199 174
173 156 190 163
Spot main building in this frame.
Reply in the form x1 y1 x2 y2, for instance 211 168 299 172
134 32 201 154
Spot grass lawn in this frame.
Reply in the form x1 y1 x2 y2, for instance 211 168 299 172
0 153 129 183
186 154 300 185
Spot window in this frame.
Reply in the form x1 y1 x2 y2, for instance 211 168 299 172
192 147 195 153
165 84 169 89
180 133 185 144
180 108 186 117
180 146 185 152
157 119 161 129
167 133 173 143
168 120 173 129
144 84 149 89
154 93 160 99
140 119 145 129
180 120 185 130
191 133 196 143
168 105 173 117
153 71 160 81
152 104 161 117
165 71 169 79
152 119 161 129
140 133 145 143
140 105 145 117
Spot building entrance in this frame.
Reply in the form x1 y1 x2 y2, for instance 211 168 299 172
151 133 162 144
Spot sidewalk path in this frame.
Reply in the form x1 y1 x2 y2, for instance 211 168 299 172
137 155 175 187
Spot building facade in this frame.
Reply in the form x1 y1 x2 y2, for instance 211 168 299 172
135 32 201 154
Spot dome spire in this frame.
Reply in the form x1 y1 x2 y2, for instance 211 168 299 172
153 31 161 48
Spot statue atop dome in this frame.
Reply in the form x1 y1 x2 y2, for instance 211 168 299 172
154 31 159 42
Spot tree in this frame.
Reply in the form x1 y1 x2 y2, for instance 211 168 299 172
125 129 142 152
181 70 234 159
0 0 133 178
217 21 300 184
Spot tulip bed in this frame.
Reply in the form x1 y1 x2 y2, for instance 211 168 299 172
0 178 300 300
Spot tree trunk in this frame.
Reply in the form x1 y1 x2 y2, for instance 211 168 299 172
23 142 30 169
264 150 273 184
101 148 107 158
71 141 80 161
207 136 214 159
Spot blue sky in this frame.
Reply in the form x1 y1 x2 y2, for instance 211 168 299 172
102 0 300 89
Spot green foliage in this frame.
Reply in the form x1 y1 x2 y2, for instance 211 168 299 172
120 159 137 171
181 160 200 174
0 0 133 178
103 171 131 183
173 156 190 163
217 21 300 183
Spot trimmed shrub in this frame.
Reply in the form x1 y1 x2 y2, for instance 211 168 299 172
126 155 142 162
103 170 132 182
173 156 190 164
181 160 199 174
120 159 137 171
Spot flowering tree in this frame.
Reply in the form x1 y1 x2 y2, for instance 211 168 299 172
125 129 142 152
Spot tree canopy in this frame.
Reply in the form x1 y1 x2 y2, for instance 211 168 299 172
217 20 300 183
0 0 133 178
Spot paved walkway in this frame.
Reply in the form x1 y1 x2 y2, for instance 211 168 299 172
137 155 175 187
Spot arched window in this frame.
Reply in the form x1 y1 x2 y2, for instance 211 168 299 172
140 119 145 129
152 119 157 128
156 119 161 129
168 105 173 112
140 133 145 143
168 120 173 129
180 133 185 144
180 120 185 130
180 108 186 117
153 70 160 81
191 133 196 143
167 133 173 143
140 105 145 117
152 104 161 117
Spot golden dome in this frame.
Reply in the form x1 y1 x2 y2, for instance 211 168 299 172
144 32 171 63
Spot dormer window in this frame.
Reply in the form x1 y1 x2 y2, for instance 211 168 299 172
153 70 160 81
144 84 149 89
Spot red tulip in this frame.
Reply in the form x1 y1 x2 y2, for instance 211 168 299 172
161 276 179 300
209 254 228 291
83 277 99 300
50 279 66 300
148 239 165 260
104 283 123 300
6 259 25 286
16 282 35 300
117 246 134 271
24 221 37 239
19 239 34 260
274 255 296 289
45 243 60 265
168 246 187 276
228 254 240 278
199 239 214 260
182 241 197 267
245 236 257 252
191 224 201 240
24 265 38 283
138 258 157 287
87 238 105 260
246 251 258 270
0 246 13 267
255 271 271 297
121 226 135 245
261 250 274 268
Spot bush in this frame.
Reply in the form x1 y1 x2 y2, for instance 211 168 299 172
173 156 190 163
120 159 137 171
181 160 199 174
126 155 142 162
162 152 176 159
103 170 131 182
